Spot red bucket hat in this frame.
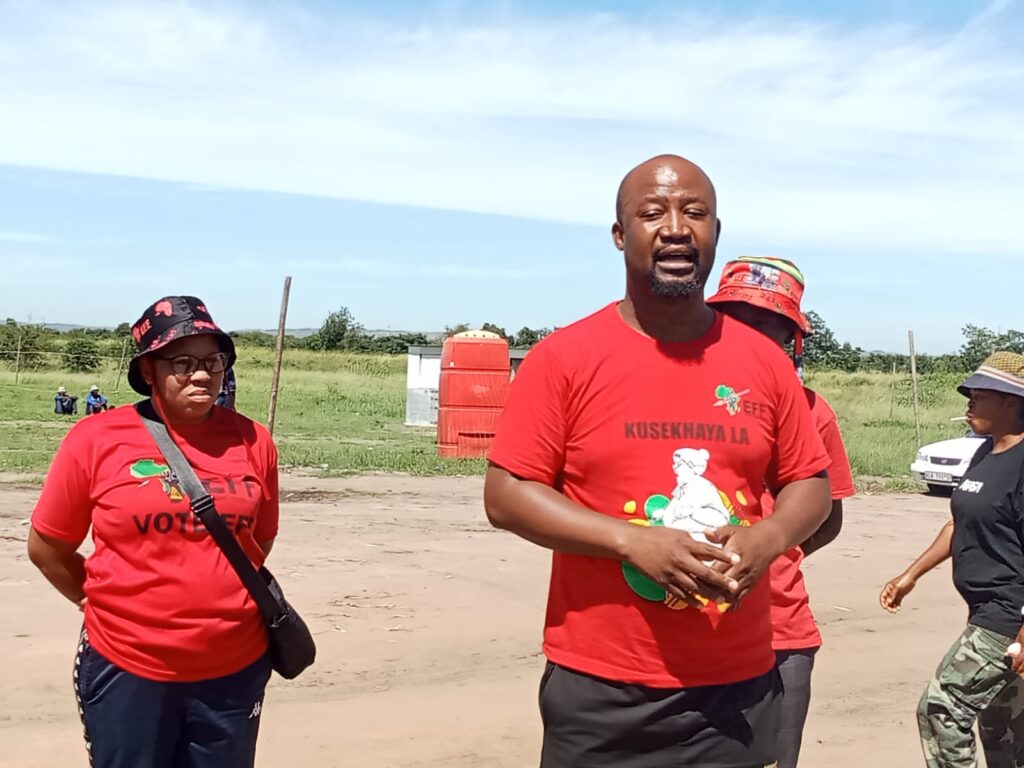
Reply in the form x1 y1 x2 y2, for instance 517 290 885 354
707 256 812 336
127 296 236 396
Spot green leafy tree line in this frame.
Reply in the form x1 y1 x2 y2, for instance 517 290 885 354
1 319 134 372
301 307 1019 370
446 322 551 348
801 312 1022 374
2 310 1017 370
298 308 551 352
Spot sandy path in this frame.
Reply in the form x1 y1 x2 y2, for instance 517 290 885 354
0 474 972 767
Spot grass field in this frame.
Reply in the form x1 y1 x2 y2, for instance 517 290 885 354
0 348 971 488
0 348 483 478
805 370 968 489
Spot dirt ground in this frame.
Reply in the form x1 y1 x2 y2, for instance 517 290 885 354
0 472 979 767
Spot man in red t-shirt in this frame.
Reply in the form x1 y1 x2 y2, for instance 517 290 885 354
708 257 856 768
485 155 832 768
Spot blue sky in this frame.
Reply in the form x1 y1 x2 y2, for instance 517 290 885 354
1 0 1021 353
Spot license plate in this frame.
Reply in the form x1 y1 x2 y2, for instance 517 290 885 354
924 472 953 483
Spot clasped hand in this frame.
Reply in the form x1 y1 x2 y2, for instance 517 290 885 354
625 522 785 610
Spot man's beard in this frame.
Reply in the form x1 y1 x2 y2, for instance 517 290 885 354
649 263 709 298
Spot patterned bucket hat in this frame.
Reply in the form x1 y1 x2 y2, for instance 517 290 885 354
707 256 812 336
127 296 236 396
957 351 1024 398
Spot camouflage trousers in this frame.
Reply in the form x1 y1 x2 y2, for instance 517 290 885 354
918 624 1024 768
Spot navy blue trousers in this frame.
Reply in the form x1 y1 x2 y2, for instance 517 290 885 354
73 630 272 768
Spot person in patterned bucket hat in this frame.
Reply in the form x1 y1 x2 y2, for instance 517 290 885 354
708 256 813 378
127 295 237 396
28 295 282 768
709 256 855 768
882 351 1024 768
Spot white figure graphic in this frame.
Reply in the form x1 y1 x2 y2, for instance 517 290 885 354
655 448 732 545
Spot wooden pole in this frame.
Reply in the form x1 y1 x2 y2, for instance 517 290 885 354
889 360 897 419
14 335 22 385
909 331 922 444
267 276 292 435
113 338 130 392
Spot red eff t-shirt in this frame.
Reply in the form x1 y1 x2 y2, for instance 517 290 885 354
488 304 830 688
32 406 279 682
769 388 855 650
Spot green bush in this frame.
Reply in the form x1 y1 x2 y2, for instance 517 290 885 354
0 322 57 371
64 334 102 372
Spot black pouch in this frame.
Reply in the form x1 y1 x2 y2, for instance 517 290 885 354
261 567 316 679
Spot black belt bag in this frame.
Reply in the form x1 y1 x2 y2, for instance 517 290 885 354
137 401 316 679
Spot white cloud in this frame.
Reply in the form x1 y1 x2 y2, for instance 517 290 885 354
289 256 532 280
0 1 1022 255
0 230 56 244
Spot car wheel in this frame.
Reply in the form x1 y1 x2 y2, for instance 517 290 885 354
926 484 953 496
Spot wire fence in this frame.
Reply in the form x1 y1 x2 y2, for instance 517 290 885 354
0 350 127 361
0 341 133 392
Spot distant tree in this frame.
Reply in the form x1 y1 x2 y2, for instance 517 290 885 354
957 324 1024 370
803 311 841 368
0 321 57 370
802 310 838 366
351 333 430 354
230 330 278 348
959 324 1000 371
512 326 551 348
480 323 510 342
383 333 429 354
802 311 862 371
64 334 102 372
860 351 906 373
115 322 132 336
307 307 364 351
834 342 863 372
445 323 471 337
930 353 970 374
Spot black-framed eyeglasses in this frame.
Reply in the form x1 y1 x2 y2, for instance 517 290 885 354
154 352 229 376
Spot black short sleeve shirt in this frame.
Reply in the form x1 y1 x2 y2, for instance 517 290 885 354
951 438 1024 637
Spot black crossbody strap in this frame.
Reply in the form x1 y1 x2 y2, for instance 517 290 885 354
135 401 284 623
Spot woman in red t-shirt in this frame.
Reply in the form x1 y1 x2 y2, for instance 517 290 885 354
27 296 280 768
708 257 856 768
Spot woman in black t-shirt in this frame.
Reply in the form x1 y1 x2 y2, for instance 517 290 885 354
880 351 1024 768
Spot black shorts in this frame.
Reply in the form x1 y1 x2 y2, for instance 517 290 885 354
539 662 781 768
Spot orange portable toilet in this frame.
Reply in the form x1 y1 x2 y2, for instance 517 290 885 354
437 331 510 458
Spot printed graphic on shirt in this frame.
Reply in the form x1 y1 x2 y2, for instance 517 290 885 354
959 479 984 494
713 384 750 416
128 459 262 537
621 448 751 612
625 420 755 443
130 459 184 502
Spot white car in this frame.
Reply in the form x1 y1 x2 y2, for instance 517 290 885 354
911 430 986 494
